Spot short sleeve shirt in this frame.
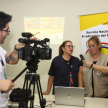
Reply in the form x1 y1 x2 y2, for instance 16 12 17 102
48 56 83 76
0 46 8 108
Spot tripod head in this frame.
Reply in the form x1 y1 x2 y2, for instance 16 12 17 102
26 59 40 72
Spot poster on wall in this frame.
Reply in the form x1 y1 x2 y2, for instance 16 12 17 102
24 17 65 44
80 12 108 55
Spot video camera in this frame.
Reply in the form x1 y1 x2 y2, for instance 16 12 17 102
18 32 52 61
9 32 51 108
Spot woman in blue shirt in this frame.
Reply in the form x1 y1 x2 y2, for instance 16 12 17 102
43 40 83 95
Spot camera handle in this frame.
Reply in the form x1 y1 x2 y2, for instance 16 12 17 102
0 67 28 93
12 67 28 82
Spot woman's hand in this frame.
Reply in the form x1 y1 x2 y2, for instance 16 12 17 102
42 91 49 95
83 60 92 68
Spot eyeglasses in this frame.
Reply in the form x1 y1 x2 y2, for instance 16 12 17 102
65 45 75 49
87 44 95 49
0 28 10 34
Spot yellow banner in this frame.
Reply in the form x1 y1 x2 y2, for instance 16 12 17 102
80 12 108 55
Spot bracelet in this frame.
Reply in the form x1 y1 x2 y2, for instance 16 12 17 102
90 63 93 69
14 45 19 51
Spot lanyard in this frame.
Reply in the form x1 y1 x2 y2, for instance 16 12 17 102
69 65 74 87
0 56 4 66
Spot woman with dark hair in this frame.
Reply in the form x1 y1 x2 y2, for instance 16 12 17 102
43 40 83 95
79 36 108 97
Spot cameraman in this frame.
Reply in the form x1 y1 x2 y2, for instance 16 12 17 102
0 11 25 108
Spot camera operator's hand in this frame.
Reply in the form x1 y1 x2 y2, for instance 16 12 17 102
14 43 25 51
15 38 37 50
30 37 37 40
0 79 15 93
6 43 25 64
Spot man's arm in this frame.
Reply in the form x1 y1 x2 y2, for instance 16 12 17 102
78 66 83 87
0 79 15 93
6 43 25 64
6 50 18 64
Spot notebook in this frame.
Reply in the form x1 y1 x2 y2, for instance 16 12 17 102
55 86 84 106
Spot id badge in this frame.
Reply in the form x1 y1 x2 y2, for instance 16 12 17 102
97 71 101 75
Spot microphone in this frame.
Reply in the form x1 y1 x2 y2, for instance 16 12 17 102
79 54 85 60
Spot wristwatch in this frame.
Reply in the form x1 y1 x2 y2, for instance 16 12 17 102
90 63 93 69
14 45 19 51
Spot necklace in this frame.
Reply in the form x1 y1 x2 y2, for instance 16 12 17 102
67 61 69 64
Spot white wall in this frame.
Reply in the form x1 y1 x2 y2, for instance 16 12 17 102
0 0 108 93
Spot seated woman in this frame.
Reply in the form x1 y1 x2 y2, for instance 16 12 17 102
43 40 83 95
79 36 108 97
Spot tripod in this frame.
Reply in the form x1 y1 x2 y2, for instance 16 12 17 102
12 60 46 108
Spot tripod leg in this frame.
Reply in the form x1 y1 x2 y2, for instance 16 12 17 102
19 75 29 108
30 83 35 108
35 74 46 108
30 90 35 108
19 78 27 108
28 76 35 108
25 79 29 107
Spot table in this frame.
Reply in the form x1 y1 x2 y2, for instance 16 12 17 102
8 94 108 108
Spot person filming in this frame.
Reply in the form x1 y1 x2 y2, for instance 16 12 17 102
0 11 25 108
